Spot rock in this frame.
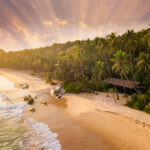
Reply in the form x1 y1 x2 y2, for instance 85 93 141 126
24 95 34 105
19 83 29 89
30 108 36 113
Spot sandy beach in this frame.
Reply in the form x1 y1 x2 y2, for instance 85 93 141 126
1 69 150 150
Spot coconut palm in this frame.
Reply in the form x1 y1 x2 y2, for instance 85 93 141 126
124 30 137 80
136 52 150 73
111 50 130 80
111 50 130 95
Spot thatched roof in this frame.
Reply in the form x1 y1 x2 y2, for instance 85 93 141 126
103 78 140 89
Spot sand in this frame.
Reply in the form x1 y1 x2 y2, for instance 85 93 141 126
0 69 150 150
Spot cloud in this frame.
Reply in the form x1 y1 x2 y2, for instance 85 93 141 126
0 0 150 51
43 21 53 27
79 22 91 30
11 18 45 48
43 34 52 39
56 18 68 26
0 28 22 51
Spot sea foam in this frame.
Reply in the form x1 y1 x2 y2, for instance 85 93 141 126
0 93 61 150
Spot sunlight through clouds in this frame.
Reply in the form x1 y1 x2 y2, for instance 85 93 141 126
56 18 68 26
79 22 91 30
43 21 53 27
0 0 149 51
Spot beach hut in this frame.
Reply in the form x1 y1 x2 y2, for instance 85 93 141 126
102 77 141 99
103 78 140 89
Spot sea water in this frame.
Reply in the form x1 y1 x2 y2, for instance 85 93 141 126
0 76 61 150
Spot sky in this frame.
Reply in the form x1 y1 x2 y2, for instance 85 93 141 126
0 0 150 51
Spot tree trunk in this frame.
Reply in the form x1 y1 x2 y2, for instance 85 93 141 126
104 51 119 101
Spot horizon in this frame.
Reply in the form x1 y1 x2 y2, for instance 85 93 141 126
0 0 150 51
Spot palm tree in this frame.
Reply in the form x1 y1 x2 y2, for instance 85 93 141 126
124 30 137 80
136 52 150 73
111 50 130 96
111 50 129 80
107 32 117 53
92 60 107 91
98 38 119 100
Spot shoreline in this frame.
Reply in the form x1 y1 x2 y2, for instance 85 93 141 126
1 69 150 150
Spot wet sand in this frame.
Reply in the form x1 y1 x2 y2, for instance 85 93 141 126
1 69 150 150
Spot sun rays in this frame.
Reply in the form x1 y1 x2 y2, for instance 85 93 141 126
0 0 149 51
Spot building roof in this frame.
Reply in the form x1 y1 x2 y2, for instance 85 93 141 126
103 77 140 89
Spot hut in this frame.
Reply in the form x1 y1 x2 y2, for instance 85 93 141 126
103 77 141 99
103 78 140 89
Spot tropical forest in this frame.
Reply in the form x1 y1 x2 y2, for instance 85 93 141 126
0 27 150 113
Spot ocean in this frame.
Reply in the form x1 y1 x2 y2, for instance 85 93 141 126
0 76 61 150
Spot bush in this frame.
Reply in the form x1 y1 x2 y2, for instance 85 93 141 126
134 70 146 82
134 95 146 110
108 88 116 93
45 72 51 83
144 103 150 114
89 81 109 92
146 88 150 95
41 101 47 105
96 82 108 91
126 93 150 111
49 80 57 85
122 93 128 98
143 73 150 87
64 81 86 93
64 83 81 93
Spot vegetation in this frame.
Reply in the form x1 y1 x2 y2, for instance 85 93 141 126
41 101 48 106
0 27 150 113
126 93 150 114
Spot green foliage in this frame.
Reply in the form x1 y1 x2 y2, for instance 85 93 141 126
108 88 116 93
146 88 150 95
89 81 108 91
122 93 128 98
111 50 129 76
64 82 84 93
143 73 150 87
41 101 48 106
0 27 150 114
45 72 51 83
136 52 150 73
134 70 146 82
144 103 150 114
126 93 150 112
64 83 77 93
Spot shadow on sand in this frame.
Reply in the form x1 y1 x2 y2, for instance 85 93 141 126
49 97 68 109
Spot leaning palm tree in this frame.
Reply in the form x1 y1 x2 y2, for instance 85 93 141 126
136 52 150 73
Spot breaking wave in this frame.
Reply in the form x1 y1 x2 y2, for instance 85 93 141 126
0 93 61 150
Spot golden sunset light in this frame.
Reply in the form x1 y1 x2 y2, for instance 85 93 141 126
0 1 150 150
0 0 150 51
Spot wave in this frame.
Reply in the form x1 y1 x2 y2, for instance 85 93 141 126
0 93 61 150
